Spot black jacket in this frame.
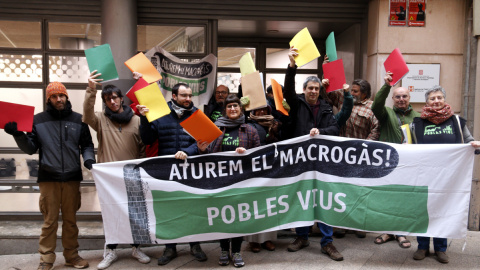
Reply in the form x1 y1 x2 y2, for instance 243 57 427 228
283 65 339 139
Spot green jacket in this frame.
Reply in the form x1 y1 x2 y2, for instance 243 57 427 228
372 84 420 144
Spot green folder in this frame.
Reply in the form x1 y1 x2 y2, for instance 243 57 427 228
84 44 119 82
325 32 337 62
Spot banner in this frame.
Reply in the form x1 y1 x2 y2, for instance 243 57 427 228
145 47 217 109
92 135 474 245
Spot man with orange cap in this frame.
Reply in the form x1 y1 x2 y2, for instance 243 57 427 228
4 81 95 270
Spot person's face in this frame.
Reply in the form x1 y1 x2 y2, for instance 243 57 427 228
392 87 410 110
104 93 124 113
351 84 366 104
173 86 193 108
426 91 445 110
49 93 67 111
303 81 320 105
215 86 228 103
254 108 269 116
226 102 241 120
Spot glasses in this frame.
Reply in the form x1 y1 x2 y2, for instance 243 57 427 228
216 91 228 96
226 104 239 109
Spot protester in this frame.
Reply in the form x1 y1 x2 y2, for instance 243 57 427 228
283 46 342 261
84 71 149 269
198 94 261 267
4 82 95 270
371 71 419 249
137 82 207 265
205 84 230 121
409 85 480 264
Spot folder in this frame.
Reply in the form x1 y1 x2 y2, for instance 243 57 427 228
239 52 256 76
325 32 337 61
289 27 321 67
0 101 35 132
180 110 222 144
126 78 149 104
270 79 288 116
322 59 346 93
134 83 170 122
125 52 162 84
84 44 119 82
241 71 267 111
384 48 409 86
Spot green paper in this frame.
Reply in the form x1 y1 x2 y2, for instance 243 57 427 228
84 44 119 82
325 32 337 62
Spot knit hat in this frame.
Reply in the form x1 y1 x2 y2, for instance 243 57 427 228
46 81 68 101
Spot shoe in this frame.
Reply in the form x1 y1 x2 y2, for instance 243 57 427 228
65 256 89 269
157 247 177 265
435 251 449 263
132 246 150 264
249 242 261 253
321 242 344 261
97 249 118 269
396 236 411 248
261 240 276 251
374 233 394 244
218 250 230 266
333 229 346 238
232 252 245 268
287 237 310 252
37 262 54 270
355 231 366 238
190 244 207 262
413 249 429 260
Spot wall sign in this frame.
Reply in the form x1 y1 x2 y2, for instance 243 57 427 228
402 64 440 103
389 0 407 26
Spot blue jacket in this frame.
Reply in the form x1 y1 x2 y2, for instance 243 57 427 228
140 101 198 156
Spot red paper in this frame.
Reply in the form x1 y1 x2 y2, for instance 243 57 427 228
126 78 149 104
0 101 35 132
384 48 409 86
322 59 346 93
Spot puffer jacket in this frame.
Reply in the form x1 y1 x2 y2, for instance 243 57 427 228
13 101 95 182
140 101 198 156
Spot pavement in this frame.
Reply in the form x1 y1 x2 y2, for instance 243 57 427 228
1 229 480 270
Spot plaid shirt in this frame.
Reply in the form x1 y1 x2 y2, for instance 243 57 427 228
328 90 380 140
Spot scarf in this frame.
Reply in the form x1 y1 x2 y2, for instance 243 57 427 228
393 105 413 116
171 99 193 118
420 103 454 125
249 112 274 129
104 105 134 124
215 115 245 128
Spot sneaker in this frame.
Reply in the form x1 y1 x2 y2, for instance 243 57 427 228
232 252 245 268
413 249 429 260
97 249 118 269
37 262 54 270
65 256 89 269
218 250 230 266
190 244 207 262
287 237 310 252
321 242 344 261
132 246 151 264
435 251 449 263
157 247 177 265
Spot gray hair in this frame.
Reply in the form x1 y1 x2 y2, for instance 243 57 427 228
303 76 321 89
424 85 446 102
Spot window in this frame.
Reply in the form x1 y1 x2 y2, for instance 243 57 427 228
138 25 205 53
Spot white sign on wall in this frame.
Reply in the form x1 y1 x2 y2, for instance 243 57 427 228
402 64 440 103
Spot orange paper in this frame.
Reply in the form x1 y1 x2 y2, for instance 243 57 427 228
270 79 289 116
124 52 162 83
180 110 222 144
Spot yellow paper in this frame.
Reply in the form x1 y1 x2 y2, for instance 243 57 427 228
242 71 267 111
124 52 162 84
289 27 321 67
134 83 170 122
239 52 256 76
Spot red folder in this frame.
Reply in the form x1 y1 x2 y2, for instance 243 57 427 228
126 78 149 104
0 101 35 132
322 59 346 93
384 48 409 86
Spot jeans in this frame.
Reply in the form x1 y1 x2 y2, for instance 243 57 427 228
295 223 333 247
416 237 447 252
